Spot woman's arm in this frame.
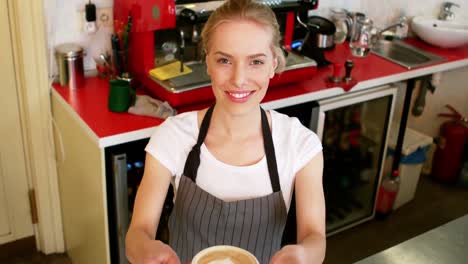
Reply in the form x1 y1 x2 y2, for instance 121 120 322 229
270 152 326 264
125 153 181 264
295 151 326 262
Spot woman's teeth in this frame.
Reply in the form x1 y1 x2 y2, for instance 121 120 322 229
228 91 251 99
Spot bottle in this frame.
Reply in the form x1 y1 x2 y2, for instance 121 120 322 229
134 161 145 190
127 163 136 211
360 146 374 183
376 170 400 218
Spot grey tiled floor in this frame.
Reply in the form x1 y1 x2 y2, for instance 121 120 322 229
325 174 468 263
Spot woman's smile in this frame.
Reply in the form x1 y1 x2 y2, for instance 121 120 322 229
226 90 255 103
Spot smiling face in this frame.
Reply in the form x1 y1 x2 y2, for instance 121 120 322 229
205 20 278 116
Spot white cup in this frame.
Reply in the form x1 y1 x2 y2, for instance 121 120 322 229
192 245 259 264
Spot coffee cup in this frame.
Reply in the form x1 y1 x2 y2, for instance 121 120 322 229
192 245 259 264
108 78 135 112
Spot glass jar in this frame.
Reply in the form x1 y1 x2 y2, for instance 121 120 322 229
330 8 349 44
349 17 374 57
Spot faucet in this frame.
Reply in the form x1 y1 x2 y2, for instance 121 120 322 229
376 17 407 37
368 17 407 45
439 2 460 21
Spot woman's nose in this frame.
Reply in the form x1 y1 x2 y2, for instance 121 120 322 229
231 63 247 88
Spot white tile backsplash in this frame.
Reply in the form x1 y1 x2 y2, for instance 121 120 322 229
44 0 467 76
361 0 468 27
313 0 467 28
44 0 114 77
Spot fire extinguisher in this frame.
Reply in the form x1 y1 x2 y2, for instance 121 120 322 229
432 105 468 183
376 170 400 218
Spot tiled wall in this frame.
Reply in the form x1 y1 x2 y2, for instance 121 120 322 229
44 0 113 76
315 0 467 29
44 0 467 75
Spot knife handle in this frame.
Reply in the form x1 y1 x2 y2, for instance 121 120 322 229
111 34 121 76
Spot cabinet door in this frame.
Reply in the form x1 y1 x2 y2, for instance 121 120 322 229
316 86 397 234
0 0 34 245
52 94 110 264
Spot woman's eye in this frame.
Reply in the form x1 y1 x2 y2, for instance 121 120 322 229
217 58 230 64
251 59 265 65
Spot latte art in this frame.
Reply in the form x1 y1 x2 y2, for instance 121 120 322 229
193 246 258 264
205 258 235 264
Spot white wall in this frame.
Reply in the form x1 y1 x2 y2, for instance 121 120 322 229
43 0 114 77
401 68 468 138
314 0 468 29
43 0 467 74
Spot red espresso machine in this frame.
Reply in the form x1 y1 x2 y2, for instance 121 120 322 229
114 0 319 107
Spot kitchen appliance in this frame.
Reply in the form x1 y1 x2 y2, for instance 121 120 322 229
303 16 336 49
294 15 335 67
275 85 397 235
330 8 350 44
106 139 174 264
114 0 319 107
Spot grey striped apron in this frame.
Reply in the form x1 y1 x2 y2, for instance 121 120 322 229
167 106 288 263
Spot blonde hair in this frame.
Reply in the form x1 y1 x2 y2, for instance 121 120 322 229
201 0 286 73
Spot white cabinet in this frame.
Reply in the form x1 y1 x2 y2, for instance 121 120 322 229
52 94 111 264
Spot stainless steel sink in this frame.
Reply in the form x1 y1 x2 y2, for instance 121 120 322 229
371 40 446 69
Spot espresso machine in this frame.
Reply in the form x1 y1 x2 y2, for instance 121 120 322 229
114 0 319 107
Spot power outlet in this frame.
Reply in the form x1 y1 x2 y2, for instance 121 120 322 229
96 7 113 29
77 6 113 32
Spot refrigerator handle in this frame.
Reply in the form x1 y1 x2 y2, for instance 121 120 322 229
309 103 326 140
316 111 326 140
309 101 320 133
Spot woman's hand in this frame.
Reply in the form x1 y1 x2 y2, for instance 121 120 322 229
269 245 307 264
131 240 181 264
126 155 180 264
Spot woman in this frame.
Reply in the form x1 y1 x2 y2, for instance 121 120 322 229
125 0 326 263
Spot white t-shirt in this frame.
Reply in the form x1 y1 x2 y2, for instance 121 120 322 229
145 110 322 211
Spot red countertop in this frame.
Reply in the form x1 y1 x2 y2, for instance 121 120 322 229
53 78 165 138
263 39 468 103
52 39 468 144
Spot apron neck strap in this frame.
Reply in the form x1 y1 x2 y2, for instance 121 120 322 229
261 108 281 192
182 105 214 180
183 105 281 193
197 105 214 146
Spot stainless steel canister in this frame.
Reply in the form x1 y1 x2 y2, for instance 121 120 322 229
55 43 84 89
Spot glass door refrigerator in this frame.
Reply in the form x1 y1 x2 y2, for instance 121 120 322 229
275 85 398 235
106 138 174 264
